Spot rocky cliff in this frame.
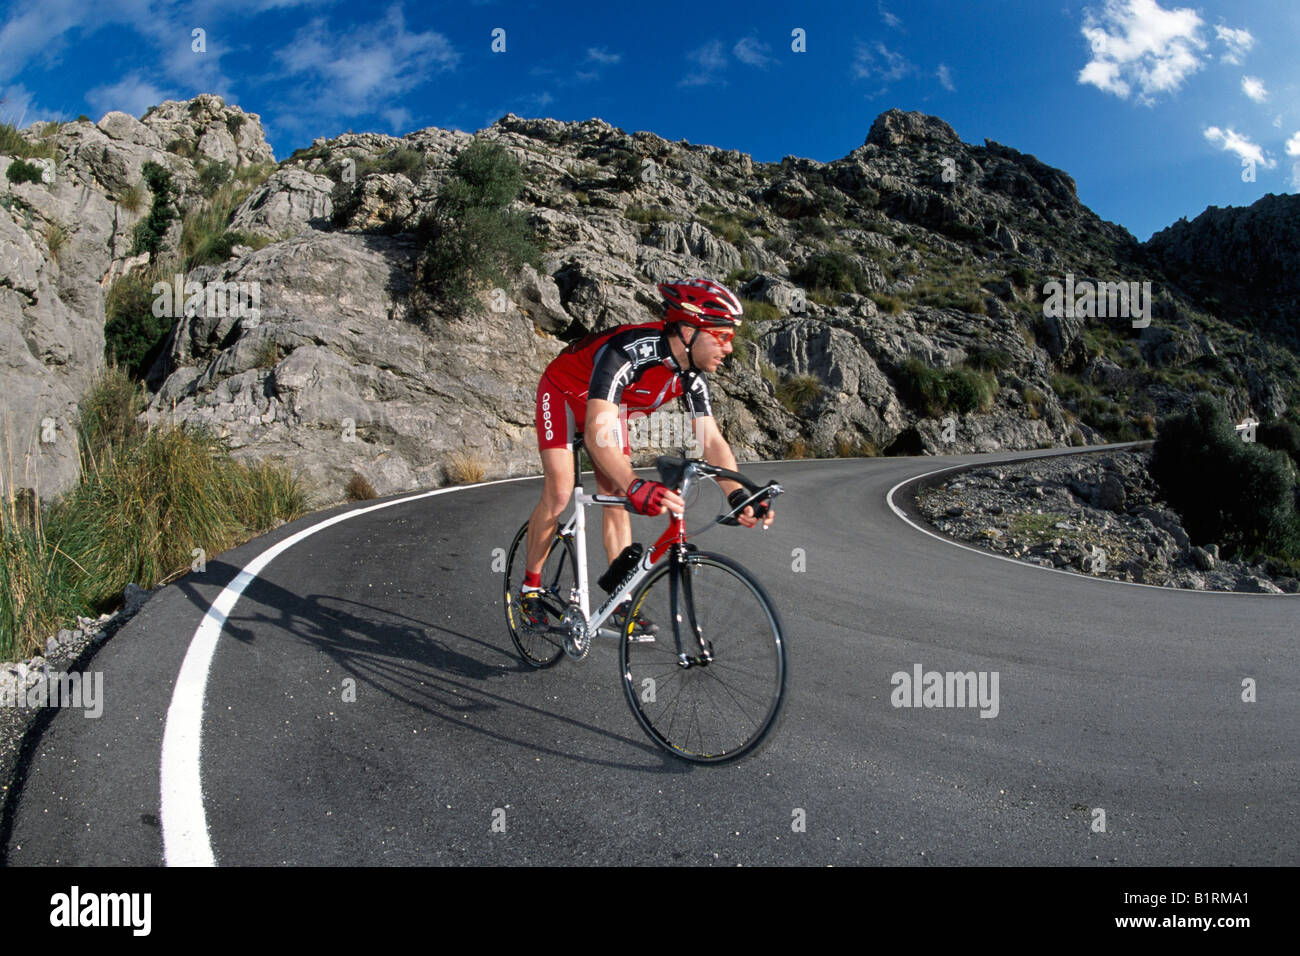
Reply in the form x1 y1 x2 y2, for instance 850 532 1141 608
3 99 1297 508
1146 192 1300 350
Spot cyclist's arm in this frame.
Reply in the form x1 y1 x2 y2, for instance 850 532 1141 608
585 398 686 512
694 416 775 529
693 415 742 496
585 398 639 494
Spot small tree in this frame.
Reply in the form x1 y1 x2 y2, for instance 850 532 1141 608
5 158 45 185
417 139 540 317
130 161 176 262
1151 396 1300 560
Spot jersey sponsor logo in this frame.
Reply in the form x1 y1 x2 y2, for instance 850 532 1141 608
628 336 659 362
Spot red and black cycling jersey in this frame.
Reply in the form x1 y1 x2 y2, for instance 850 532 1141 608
544 321 713 419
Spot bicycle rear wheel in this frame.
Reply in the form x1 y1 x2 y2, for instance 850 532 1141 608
503 521 574 668
620 550 786 763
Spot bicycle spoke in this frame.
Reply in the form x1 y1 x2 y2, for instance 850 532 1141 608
621 553 786 762
504 523 574 668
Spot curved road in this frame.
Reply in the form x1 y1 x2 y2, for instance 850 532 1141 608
3 446 1295 865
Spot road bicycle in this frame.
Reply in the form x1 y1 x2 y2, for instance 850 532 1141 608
502 438 787 763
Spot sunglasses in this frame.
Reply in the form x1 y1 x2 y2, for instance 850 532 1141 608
694 326 735 345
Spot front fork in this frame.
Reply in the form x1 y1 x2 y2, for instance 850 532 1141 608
669 544 712 668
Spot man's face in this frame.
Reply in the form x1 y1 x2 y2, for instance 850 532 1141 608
688 325 734 372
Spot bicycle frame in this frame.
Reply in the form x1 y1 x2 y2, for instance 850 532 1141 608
560 455 687 644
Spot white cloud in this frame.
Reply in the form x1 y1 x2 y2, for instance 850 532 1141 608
86 74 172 119
1078 0 1208 104
1214 24 1254 65
1203 125 1275 168
879 2 901 29
679 40 727 87
380 107 412 133
275 6 459 115
852 41 911 92
0 82 64 127
1283 129 1300 188
937 63 955 92
586 47 620 65
1241 76 1267 102
733 36 773 68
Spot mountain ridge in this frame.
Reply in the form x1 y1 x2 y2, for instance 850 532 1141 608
1 97 1296 506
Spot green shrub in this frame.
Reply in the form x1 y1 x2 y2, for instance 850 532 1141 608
739 299 780 322
791 250 871 296
1258 418 1300 470
417 139 540 316
43 220 69 260
1151 396 1300 562
624 205 678 224
1022 386 1045 420
1 372 306 657
0 122 56 160
358 145 425 181
197 159 233 198
967 347 1013 373
76 365 146 468
130 161 177 261
764 236 791 258
871 294 904 315
776 374 822 415
6 157 45 184
117 180 146 214
104 269 173 380
701 210 748 245
897 360 996 416
793 217 835 241
180 167 272 270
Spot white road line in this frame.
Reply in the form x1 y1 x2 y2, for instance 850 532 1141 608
160 476 537 867
885 455 1293 595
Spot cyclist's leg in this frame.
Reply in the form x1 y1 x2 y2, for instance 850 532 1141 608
526 374 578 577
595 463 631 566
525 448 573 576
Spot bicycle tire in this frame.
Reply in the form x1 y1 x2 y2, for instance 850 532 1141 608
503 520 574 668
619 550 787 763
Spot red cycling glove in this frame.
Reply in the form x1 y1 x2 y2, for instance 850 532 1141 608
625 478 669 516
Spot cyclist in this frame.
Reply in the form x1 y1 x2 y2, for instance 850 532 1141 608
521 277 775 627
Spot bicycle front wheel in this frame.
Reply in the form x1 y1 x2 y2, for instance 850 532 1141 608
503 520 574 668
620 551 787 763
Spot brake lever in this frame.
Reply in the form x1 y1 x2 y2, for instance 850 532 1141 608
720 481 783 526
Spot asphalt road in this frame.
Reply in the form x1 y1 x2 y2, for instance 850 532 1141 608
3 446 1295 866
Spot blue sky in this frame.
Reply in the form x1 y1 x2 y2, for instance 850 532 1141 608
1 0 1296 240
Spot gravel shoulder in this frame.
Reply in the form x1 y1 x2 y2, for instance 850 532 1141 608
914 448 1299 594
0 586 153 828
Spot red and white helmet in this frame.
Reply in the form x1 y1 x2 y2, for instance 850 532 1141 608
658 278 743 329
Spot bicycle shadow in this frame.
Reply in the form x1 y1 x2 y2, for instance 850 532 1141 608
183 563 692 774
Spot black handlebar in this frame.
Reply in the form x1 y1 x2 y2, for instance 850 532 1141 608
654 456 784 526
